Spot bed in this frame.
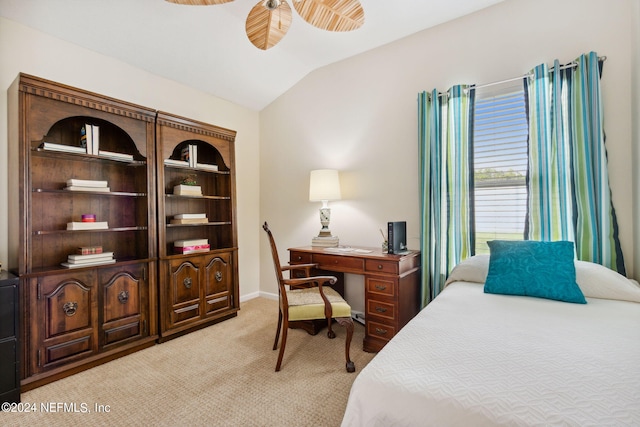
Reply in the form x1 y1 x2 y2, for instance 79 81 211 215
341 250 640 427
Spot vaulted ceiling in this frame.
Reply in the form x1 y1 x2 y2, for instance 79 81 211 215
0 0 505 110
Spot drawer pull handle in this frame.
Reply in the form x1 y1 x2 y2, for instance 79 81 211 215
297 256 302 261
62 301 78 317
184 277 192 289
215 271 223 282
375 327 388 335
375 306 387 313
375 285 387 291
118 290 129 304
377 264 383 269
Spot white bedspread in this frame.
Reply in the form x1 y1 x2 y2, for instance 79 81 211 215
342 281 640 426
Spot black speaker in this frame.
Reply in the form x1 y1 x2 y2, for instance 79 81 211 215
387 221 408 254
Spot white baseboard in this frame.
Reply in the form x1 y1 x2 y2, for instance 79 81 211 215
240 291 278 303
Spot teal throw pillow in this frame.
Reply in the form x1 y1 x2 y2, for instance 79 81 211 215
484 240 586 304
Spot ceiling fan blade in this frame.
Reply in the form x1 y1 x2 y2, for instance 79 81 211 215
165 0 234 5
246 0 292 50
292 0 364 32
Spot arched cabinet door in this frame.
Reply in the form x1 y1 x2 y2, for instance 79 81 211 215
204 252 233 316
168 258 202 326
31 271 97 372
100 264 149 348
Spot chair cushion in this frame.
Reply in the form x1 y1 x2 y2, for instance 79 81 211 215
287 287 351 321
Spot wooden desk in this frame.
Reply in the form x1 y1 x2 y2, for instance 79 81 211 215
288 246 421 352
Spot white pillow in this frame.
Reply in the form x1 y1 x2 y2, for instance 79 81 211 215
575 260 640 303
445 255 488 286
445 255 640 303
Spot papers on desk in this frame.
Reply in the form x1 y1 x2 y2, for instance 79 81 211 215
324 247 373 254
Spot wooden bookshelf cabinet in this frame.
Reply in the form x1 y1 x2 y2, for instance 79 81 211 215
156 112 239 341
8 74 158 390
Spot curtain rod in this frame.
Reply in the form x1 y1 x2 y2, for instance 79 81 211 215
468 56 607 93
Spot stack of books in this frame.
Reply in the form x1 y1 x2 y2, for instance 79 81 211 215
40 142 86 154
61 250 115 268
173 184 202 196
64 179 110 192
164 158 189 167
98 150 134 162
174 239 210 254
67 213 108 230
170 213 208 225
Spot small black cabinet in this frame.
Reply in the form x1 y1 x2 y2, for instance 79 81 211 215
0 271 19 403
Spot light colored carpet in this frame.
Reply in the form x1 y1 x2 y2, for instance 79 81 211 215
5 297 375 426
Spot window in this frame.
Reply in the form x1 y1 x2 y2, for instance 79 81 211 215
472 82 528 254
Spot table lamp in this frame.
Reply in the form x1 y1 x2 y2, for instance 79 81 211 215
309 169 341 247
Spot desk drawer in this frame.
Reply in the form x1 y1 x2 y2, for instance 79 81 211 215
367 319 396 342
366 299 396 322
313 254 364 273
365 259 399 275
366 277 396 298
290 251 312 264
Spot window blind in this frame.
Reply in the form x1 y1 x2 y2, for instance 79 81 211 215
472 81 528 254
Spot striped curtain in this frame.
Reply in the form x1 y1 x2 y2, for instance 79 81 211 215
418 85 474 306
526 52 625 274
526 60 574 242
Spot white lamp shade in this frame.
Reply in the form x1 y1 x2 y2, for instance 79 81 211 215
309 169 341 201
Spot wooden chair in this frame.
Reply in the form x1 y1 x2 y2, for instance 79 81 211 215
262 222 355 373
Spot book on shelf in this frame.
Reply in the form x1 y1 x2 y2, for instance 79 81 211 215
173 184 202 196
174 244 210 254
170 218 208 225
77 246 103 255
180 144 198 168
174 238 209 247
67 252 114 263
66 179 108 188
64 186 111 192
98 150 134 161
80 124 92 154
92 125 100 155
67 221 109 230
81 124 100 155
191 145 197 168
40 142 86 154
173 213 207 219
61 259 116 269
196 163 219 172
164 159 190 167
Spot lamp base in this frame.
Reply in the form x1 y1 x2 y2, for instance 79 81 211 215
311 235 339 247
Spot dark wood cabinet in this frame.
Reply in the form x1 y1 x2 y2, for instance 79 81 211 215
0 271 20 403
156 112 239 341
8 74 158 390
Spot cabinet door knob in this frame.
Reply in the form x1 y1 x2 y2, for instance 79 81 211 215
183 277 192 289
215 271 223 282
118 290 129 304
62 301 78 317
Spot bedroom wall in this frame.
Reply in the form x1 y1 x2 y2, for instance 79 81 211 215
633 1 640 289
0 17 262 300
259 0 638 308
